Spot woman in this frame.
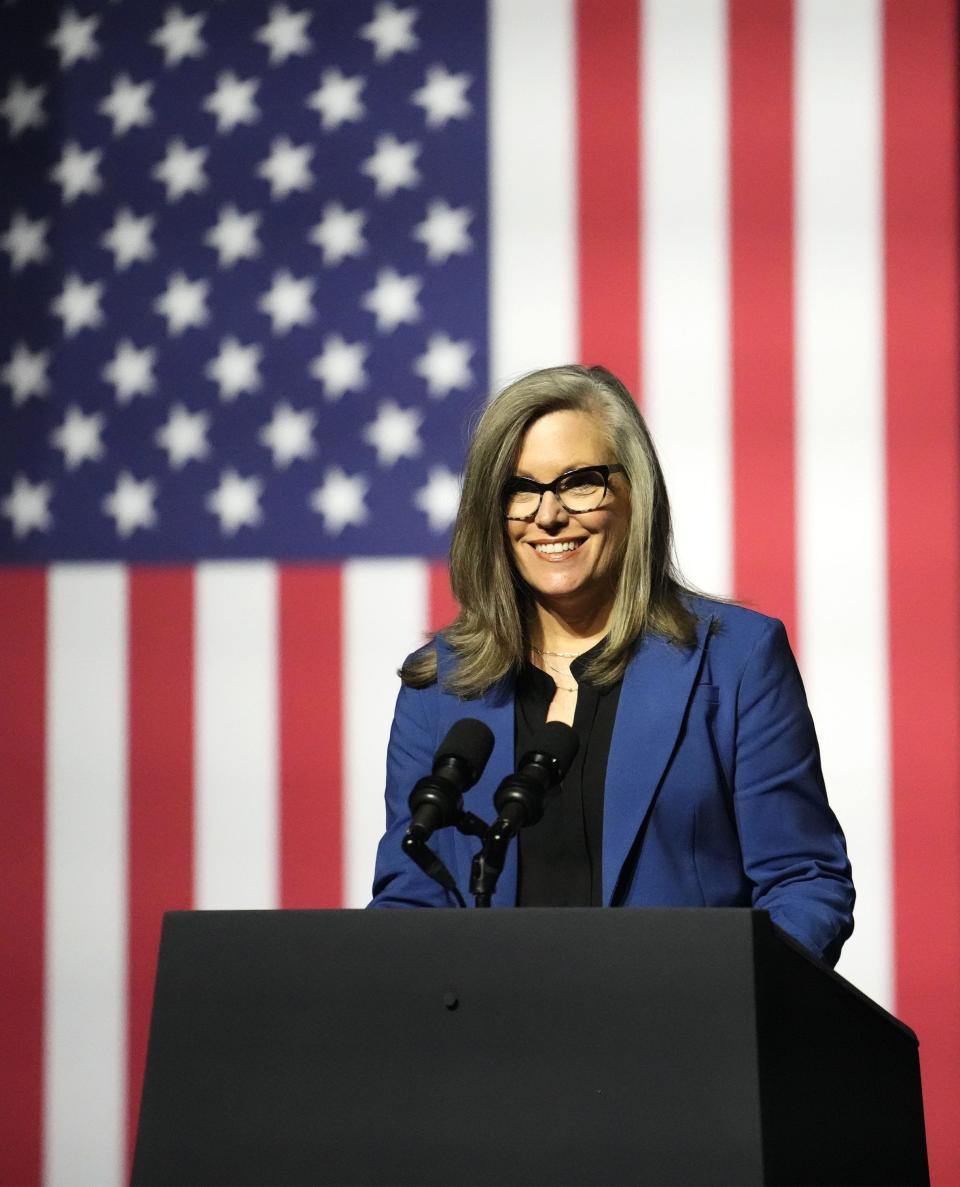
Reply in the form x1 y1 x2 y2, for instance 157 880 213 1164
370 364 854 967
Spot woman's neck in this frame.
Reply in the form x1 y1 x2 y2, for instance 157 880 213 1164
530 596 613 655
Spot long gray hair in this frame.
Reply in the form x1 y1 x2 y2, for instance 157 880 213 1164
401 364 696 695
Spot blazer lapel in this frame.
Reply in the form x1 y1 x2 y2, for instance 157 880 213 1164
601 618 710 905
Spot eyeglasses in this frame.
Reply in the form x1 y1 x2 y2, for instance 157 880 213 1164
503 464 625 520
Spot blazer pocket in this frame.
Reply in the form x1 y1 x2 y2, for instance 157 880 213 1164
693 682 720 705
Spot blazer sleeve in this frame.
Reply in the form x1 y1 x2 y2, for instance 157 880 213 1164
732 618 855 966
368 675 460 908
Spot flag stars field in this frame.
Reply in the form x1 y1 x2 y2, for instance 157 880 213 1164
203 72 261 134
309 334 369 399
205 205 262 267
1 212 49 271
0 77 47 137
306 68 366 131
98 75 154 136
205 337 263 400
1 474 52 537
361 134 421 198
102 471 158 538
411 65 472 128
50 141 103 202
50 407 106 470
360 2 419 63
102 340 157 404
2 343 50 405
155 404 210 469
309 203 367 266
151 7 207 69
206 469 264 534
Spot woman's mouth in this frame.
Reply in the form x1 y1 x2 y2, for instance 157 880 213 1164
531 539 584 555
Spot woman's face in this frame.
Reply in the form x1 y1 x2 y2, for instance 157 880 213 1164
505 409 630 612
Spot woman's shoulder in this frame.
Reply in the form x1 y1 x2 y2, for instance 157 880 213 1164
683 593 791 657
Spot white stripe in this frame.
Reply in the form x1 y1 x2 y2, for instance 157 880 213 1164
195 562 278 909
488 0 576 389
45 566 127 1187
795 0 891 1004
642 0 731 595
343 559 428 908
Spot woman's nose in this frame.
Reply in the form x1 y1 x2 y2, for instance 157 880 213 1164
535 490 569 528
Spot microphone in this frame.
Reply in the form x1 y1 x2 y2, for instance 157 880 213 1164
403 718 495 848
492 720 579 836
470 721 579 905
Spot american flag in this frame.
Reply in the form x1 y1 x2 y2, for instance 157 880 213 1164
2 2 958 1184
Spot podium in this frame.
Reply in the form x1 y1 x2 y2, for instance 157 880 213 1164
131 908 927 1186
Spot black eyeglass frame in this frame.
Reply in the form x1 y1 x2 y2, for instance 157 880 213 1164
502 464 626 521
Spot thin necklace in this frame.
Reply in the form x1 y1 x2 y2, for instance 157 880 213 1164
530 646 578 693
531 644 584 659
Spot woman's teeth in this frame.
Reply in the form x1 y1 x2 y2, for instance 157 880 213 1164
534 540 582 554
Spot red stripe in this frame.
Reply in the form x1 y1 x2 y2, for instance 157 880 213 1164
728 0 797 642
126 568 195 1164
279 566 342 908
883 4 960 1183
576 0 641 397
427 561 458 635
0 570 45 1187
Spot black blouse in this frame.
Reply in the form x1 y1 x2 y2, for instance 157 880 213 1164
515 640 624 907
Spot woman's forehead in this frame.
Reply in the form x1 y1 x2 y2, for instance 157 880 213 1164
514 409 611 476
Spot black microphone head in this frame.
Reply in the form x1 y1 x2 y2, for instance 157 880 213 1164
435 717 495 784
519 720 579 783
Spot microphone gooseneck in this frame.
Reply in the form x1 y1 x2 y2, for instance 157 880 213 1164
401 718 495 906
471 721 579 906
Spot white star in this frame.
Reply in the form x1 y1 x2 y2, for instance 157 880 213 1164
155 403 210 468
308 202 366 266
309 467 368 535
309 334 368 400
203 71 260 133
102 339 157 403
50 405 106 469
103 470 158 537
205 336 262 400
205 204 261 267
258 402 316 468
151 6 206 68
206 469 264 535
2 342 50 405
47 7 100 69
255 4 312 65
414 333 474 397
361 134 420 199
154 272 209 335
258 270 315 334
101 207 155 269
2 211 49 270
1 77 47 137
98 74 153 135
359 2 418 62
152 137 208 201
49 141 102 202
411 64 472 129
362 400 423 467
414 465 461 531
306 68 365 131
257 136 313 199
413 199 473 264
362 267 422 332
2 474 52 538
51 273 105 336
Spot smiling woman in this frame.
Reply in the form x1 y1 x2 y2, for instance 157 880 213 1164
370 365 855 964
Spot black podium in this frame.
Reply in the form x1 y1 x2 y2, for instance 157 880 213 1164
131 908 927 1187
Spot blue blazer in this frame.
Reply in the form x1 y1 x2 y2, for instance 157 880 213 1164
370 597 854 967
